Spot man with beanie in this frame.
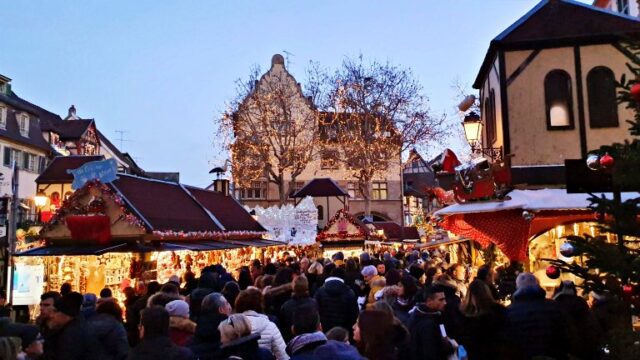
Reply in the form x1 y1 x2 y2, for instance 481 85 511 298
165 300 196 346
331 252 345 267
281 276 318 342
43 292 101 359
504 272 573 359
129 306 194 360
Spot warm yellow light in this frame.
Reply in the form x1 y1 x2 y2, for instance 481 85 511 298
376 229 384 236
556 225 564 238
462 112 482 144
34 191 48 208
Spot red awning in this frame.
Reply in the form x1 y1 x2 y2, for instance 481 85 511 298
441 209 596 261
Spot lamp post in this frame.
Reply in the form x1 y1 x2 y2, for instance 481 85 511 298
462 112 503 162
34 191 47 223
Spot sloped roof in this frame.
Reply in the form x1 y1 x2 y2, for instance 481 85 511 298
36 155 105 184
54 119 93 141
373 221 403 240
292 178 349 198
473 0 640 88
0 91 56 152
185 186 266 232
402 226 420 240
109 174 264 234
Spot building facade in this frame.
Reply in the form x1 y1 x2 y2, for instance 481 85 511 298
473 0 640 186
232 55 403 224
593 0 640 17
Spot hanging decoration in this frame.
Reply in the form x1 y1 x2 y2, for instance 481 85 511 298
152 229 266 240
599 152 615 169
630 83 640 102
559 241 576 257
546 265 561 279
586 153 601 171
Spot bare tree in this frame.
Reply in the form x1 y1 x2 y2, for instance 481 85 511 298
319 56 448 217
220 56 319 205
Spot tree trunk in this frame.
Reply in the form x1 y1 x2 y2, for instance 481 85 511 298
278 180 286 206
362 180 373 219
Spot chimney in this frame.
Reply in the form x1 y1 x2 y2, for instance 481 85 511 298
68 105 77 119
213 179 230 196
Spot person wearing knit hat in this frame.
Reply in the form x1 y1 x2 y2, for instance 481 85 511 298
515 272 539 290
81 293 97 320
44 292 102 359
165 300 196 346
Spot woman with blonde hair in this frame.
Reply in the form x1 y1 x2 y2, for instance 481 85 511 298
218 314 275 360
458 279 508 359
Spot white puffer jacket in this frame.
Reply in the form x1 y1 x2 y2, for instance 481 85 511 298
242 310 289 360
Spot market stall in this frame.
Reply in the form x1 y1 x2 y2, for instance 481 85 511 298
316 209 375 258
13 174 276 305
433 188 637 287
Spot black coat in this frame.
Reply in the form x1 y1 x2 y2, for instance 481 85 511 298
505 287 572 359
217 333 275 360
189 272 219 321
279 296 318 342
432 278 464 341
314 278 359 332
88 313 130 360
458 303 508 360
189 311 227 360
42 316 102 360
406 304 454 360
128 336 194 360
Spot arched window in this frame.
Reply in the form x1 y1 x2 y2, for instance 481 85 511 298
544 70 574 130
587 66 619 128
317 205 324 220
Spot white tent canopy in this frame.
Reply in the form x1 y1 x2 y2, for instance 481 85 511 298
434 189 639 216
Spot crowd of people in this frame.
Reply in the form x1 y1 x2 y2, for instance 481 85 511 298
0 248 633 359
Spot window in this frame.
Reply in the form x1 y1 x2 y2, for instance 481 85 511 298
18 113 29 136
617 0 630 14
3 147 22 168
587 66 619 128
288 181 304 196
544 70 575 129
0 105 6 128
317 205 324 220
320 149 339 170
347 182 362 199
238 181 267 200
372 181 388 200
484 90 497 145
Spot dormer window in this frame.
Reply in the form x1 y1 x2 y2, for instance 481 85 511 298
0 105 6 129
18 113 29 137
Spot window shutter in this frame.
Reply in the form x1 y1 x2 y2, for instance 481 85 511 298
2 147 8 167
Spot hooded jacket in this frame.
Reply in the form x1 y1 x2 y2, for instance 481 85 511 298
314 277 358 332
168 316 196 347
243 310 289 360
505 286 572 359
286 331 327 360
87 313 129 360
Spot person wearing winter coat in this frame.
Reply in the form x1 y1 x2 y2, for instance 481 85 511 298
553 281 601 359
189 292 231 359
353 309 409 360
406 286 456 360
312 340 363 360
264 268 294 316
88 301 129 360
235 288 289 360
188 271 219 322
431 273 464 341
165 300 196 347
504 272 572 359
280 276 318 343
43 292 103 360
218 314 275 360
286 303 327 360
314 268 359 333
128 306 194 360
458 279 508 360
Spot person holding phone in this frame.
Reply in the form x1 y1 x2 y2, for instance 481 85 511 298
407 285 456 360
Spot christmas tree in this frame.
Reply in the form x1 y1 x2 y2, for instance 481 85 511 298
545 41 640 358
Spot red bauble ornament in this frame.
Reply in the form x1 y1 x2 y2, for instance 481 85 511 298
599 152 615 169
546 265 561 279
631 83 640 102
623 285 633 295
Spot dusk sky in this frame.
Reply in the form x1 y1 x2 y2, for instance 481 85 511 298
1 0 591 186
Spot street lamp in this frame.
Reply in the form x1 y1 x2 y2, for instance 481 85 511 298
462 112 502 162
34 191 47 223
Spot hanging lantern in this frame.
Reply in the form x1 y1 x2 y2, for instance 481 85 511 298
559 242 575 257
631 83 640 102
586 153 601 171
546 265 561 279
599 152 615 169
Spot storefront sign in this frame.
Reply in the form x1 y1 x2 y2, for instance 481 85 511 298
68 158 118 190
12 264 44 305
